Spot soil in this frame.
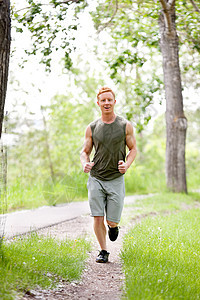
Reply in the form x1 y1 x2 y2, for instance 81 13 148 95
21 209 132 300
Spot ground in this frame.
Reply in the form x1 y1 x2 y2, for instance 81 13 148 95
21 210 131 300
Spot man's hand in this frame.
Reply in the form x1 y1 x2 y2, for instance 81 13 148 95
83 162 94 173
118 160 128 174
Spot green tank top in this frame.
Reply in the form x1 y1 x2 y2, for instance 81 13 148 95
90 115 127 181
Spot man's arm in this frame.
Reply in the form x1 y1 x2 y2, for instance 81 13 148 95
118 121 137 174
80 125 94 173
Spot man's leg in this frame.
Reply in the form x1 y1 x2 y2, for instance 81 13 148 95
93 216 107 250
94 216 110 263
106 220 118 228
107 220 119 241
105 176 125 242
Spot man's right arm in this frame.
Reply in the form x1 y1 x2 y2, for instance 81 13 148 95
80 125 94 173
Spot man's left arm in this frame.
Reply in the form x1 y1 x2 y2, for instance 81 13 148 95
118 121 137 174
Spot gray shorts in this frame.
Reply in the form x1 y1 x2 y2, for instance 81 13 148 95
87 175 125 223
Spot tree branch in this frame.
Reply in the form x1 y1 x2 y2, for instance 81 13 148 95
15 0 80 13
159 0 169 11
189 0 200 13
159 0 173 32
97 0 118 33
168 0 176 9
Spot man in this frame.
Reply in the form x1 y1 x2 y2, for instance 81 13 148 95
80 86 137 263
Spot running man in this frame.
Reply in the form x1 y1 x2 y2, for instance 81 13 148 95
80 86 137 263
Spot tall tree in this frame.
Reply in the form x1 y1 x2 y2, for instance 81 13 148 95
159 0 187 193
0 0 11 138
92 0 200 193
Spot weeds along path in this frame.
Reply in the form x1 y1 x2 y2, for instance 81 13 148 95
21 210 132 300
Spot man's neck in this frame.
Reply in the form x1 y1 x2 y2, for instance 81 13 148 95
101 113 116 124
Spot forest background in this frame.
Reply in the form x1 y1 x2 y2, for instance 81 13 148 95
3 0 200 212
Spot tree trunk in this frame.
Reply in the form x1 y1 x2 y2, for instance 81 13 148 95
0 0 11 138
159 5 187 193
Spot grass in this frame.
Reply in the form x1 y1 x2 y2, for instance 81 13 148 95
6 160 200 212
125 165 166 195
121 193 200 299
120 192 200 227
6 179 88 212
0 233 91 300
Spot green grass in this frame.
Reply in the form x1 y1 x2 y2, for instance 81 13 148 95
125 165 166 195
6 179 88 212
121 192 200 226
0 233 91 300
121 193 200 299
7 182 46 212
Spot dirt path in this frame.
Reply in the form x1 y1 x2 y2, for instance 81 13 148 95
21 211 131 300
19 194 200 299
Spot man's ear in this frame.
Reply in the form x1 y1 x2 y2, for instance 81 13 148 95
97 100 100 106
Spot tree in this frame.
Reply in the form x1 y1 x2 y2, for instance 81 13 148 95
159 0 187 193
0 0 11 138
92 0 200 193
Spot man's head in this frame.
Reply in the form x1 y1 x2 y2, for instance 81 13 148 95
97 86 115 100
97 86 116 115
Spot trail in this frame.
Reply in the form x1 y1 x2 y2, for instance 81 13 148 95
19 196 151 300
20 214 127 300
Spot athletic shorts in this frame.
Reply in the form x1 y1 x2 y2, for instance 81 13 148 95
87 175 125 223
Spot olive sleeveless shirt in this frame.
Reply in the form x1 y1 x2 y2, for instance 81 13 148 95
90 115 127 181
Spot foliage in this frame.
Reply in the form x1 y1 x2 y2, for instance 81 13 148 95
121 193 200 299
6 67 105 209
0 233 91 300
91 0 200 130
7 95 93 208
12 0 88 71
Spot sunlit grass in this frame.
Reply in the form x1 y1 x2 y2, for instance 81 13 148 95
121 192 200 226
6 178 88 212
121 195 200 299
0 233 91 300
125 165 166 195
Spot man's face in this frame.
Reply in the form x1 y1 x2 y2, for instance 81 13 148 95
97 92 116 114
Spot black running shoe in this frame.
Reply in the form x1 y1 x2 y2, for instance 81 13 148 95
108 226 119 241
96 250 110 263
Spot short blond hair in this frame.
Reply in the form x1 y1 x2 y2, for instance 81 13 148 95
97 86 115 100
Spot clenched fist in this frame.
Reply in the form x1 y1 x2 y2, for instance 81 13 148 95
118 160 128 174
83 162 94 173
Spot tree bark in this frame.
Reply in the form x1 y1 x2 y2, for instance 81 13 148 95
0 0 11 138
159 3 187 193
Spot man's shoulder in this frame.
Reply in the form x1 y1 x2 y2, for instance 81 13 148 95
89 118 101 128
116 115 128 125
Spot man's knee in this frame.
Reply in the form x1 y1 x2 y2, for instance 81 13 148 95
94 216 104 225
106 220 118 228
